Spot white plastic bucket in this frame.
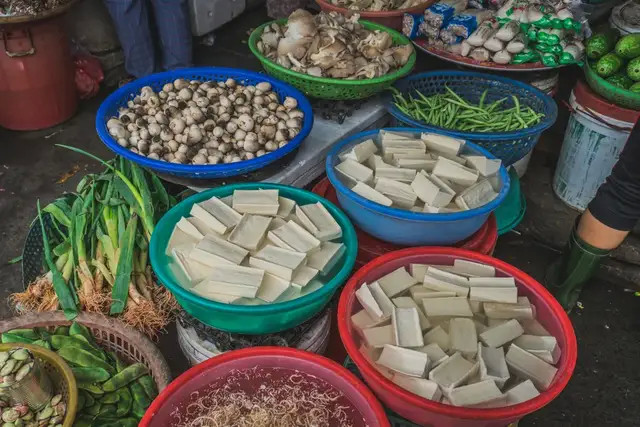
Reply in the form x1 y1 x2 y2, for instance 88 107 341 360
553 83 637 211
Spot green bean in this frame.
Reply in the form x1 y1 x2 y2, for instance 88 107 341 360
102 363 148 392
83 391 95 407
85 402 102 416
98 403 118 417
58 347 115 375
101 392 120 404
130 382 151 409
53 326 69 336
51 335 107 361
69 322 94 343
78 382 104 395
115 388 133 417
138 375 158 399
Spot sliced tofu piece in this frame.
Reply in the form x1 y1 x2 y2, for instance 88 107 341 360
366 154 387 171
340 139 378 163
426 266 469 287
197 281 260 298
478 344 510 388
432 157 479 187
449 318 478 357
249 257 294 281
232 189 279 215
166 226 199 255
356 283 385 322
176 217 204 240
306 242 345 274
268 221 321 253
378 267 417 297
392 307 424 348
505 380 540 405
421 133 465 156
377 345 429 377
227 214 272 251
391 375 442 401
423 275 469 297
291 265 318 288
392 297 430 331
409 264 429 281
423 297 473 318
351 309 390 333
374 177 418 209
410 172 454 208
209 264 265 288
513 335 561 364
351 182 393 206
190 204 228 235
428 352 478 391
464 155 501 177
468 277 516 287
449 380 505 408
375 165 417 183
452 259 496 277
369 281 396 319
253 245 306 270
256 273 290 302
484 299 534 320
469 287 518 304
506 344 558 391
417 343 448 367
335 159 374 184
520 319 551 337
395 158 436 171
190 234 249 266
479 319 524 348
297 202 342 241
455 179 498 210
362 324 395 348
423 326 450 352
198 197 243 229
276 197 297 218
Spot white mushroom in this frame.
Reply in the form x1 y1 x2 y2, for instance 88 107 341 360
284 97 298 110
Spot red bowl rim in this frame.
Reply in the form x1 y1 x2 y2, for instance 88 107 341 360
315 0 433 17
140 346 391 427
337 247 578 421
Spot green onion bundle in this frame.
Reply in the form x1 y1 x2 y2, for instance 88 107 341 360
392 86 545 133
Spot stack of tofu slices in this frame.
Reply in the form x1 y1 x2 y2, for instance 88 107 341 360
167 189 345 304
335 131 502 213
353 259 561 408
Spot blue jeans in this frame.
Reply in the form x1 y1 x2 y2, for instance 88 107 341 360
103 0 193 78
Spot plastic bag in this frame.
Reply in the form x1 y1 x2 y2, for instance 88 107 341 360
74 54 104 100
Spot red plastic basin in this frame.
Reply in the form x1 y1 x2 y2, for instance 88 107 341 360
312 177 498 266
337 247 577 427
140 347 390 427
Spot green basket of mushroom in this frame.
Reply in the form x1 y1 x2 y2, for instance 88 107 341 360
248 10 416 100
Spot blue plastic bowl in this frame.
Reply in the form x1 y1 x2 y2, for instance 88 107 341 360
325 128 510 246
386 71 558 166
96 67 313 179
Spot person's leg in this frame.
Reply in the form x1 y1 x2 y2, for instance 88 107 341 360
150 0 193 71
103 0 156 78
550 120 640 310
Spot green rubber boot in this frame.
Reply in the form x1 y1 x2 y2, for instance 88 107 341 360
548 223 610 311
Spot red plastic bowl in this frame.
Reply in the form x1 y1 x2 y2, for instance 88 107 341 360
337 247 577 427
314 0 435 30
140 347 390 427
312 177 498 265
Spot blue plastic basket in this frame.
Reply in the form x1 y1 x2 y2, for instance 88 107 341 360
96 67 314 179
385 71 558 166
325 128 510 246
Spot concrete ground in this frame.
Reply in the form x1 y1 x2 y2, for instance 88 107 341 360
1 6 639 426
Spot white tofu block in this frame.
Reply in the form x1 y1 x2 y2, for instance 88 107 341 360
411 172 453 207
423 326 450 352
174 250 214 285
417 343 448 367
469 287 518 304
294 205 319 235
432 158 479 187
425 172 457 197
506 344 558 391
484 299 534 320
473 319 488 334
426 267 469 287
392 307 424 348
253 245 306 270
453 259 496 277
392 375 442 401
378 267 417 297
336 159 374 184
276 197 297 218
449 380 505 408
232 189 279 215
421 132 465 156
429 317 451 333
487 319 507 327
220 195 233 206
468 277 516 287
505 380 540 405
196 281 260 298
375 165 417 183
375 177 418 208
410 286 450 304
268 221 321 253
480 319 524 348
455 179 498 210
513 335 560 364
306 242 345 274
363 324 395 348
190 204 228 235
396 158 437 171
368 281 396 319
464 155 501 177
432 150 468 165
520 319 551 337
299 202 342 241
209 264 264 288
392 297 430 330
377 345 429 377
190 283 243 303
351 309 390 333
341 139 378 163
198 197 243 230
256 273 290 302
449 318 478 357
166 226 199 255
469 300 484 314
366 154 387 170
268 217 288 232
171 248 196 283
249 257 294 281
176 217 204 240
227 214 271 251
360 343 383 362
423 275 469 297
478 344 510 388
428 352 478 390
409 264 428 281
191 234 249 266
351 182 393 206
356 283 385 321
186 216 220 238
291 265 318 288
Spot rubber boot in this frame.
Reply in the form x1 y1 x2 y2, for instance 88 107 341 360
547 224 610 311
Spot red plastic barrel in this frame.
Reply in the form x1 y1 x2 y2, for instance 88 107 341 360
338 247 577 427
140 347 390 427
0 16 77 130
312 177 498 267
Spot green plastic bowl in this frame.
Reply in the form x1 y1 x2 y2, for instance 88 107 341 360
149 183 358 334
584 60 640 110
248 19 416 100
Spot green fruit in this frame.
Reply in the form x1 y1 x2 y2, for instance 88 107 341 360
586 29 619 60
627 57 640 81
606 73 633 89
596 52 624 77
629 82 640 93
615 34 640 59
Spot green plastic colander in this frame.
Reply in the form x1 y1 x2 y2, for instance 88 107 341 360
248 19 416 100
584 61 640 110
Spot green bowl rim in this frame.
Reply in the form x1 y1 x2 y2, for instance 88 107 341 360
248 18 417 86
149 182 358 314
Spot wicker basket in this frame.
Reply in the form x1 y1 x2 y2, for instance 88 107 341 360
0 312 172 393
0 343 77 427
248 19 416 100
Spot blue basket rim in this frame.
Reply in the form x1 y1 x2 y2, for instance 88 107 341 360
386 70 558 140
96 67 314 176
149 182 358 314
325 127 511 222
